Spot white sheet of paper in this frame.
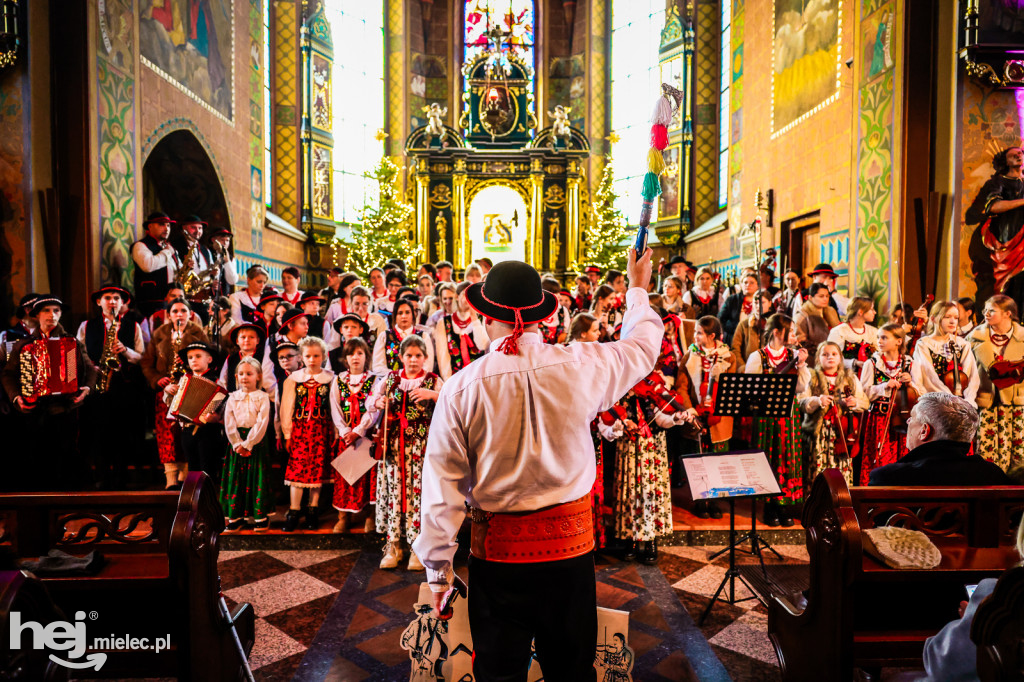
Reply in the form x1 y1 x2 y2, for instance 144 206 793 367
330 437 376 486
683 451 783 499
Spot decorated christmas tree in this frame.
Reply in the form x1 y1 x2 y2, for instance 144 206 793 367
336 155 421 275
575 156 630 273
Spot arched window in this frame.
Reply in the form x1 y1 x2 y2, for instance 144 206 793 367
718 0 731 209
464 0 536 107
610 1 665 224
325 1 385 224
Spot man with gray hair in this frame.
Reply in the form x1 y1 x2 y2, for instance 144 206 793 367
869 393 1010 486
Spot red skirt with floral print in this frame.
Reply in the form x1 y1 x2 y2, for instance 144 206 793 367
285 417 332 487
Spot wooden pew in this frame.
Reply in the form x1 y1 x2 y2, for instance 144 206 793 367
765 469 1024 682
972 566 1024 682
0 472 255 681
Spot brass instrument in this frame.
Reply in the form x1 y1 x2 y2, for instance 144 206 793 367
175 238 203 298
95 315 123 393
169 320 186 383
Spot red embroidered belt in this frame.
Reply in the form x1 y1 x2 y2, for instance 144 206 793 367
469 495 594 563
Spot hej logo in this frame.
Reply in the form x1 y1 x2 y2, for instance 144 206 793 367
9 610 106 671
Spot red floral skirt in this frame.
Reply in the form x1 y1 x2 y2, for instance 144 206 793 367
155 393 182 464
859 410 908 485
285 417 332 487
332 440 378 512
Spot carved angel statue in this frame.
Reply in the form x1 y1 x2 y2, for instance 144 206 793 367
548 105 571 141
424 102 448 140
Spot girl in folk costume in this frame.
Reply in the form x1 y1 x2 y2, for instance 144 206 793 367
683 316 736 519
432 282 489 379
140 298 209 489
221 357 274 531
329 337 378 533
745 313 811 527
570 314 609 547
957 297 978 337
682 267 724 320
602 375 693 564
859 324 920 483
591 284 623 339
656 314 687 388
718 273 760 345
660 275 686 316
968 295 1024 471
603 269 628 319
827 296 879 375
911 300 981 407
539 303 572 345
280 336 335 532
372 297 435 375
798 341 869 488
367 335 443 570
730 289 773 370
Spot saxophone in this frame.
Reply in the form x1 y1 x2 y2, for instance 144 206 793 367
175 238 203 298
169 320 186 383
95 315 123 393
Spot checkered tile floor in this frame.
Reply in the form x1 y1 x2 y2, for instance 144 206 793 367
215 543 810 681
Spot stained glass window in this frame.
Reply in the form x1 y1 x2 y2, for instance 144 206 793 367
610 1 665 225
325 1 385 224
263 0 272 208
463 0 535 106
718 0 731 209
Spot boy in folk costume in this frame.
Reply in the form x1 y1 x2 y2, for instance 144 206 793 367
745 313 811 527
221 357 274 531
141 298 209 489
264 307 316 393
827 296 879 375
682 316 736 518
280 336 335 531
163 342 227 482
432 282 489 379
299 291 326 339
859 323 920 483
328 314 370 373
602 373 693 564
367 335 443 570
217 323 273 393
329 337 378 533
912 300 981 407
967 294 1024 471
372 297 434 375
799 341 869 488
271 341 301 451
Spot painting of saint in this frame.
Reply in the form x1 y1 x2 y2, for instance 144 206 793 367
772 0 840 132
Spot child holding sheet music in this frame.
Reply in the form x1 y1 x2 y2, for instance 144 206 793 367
280 336 335 532
329 337 378 533
799 341 868 489
221 357 273 531
366 335 442 571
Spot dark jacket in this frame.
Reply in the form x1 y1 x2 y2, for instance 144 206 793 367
868 439 1012 486
718 292 747 346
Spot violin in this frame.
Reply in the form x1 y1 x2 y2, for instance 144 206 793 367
839 386 861 457
907 294 935 352
694 351 722 427
773 346 804 375
633 373 690 415
942 338 969 397
884 356 918 438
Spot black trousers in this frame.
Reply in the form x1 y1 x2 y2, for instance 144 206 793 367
468 552 597 682
180 423 223 484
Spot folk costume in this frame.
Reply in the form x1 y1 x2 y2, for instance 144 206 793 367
413 261 662 679
216 323 273 393
164 345 226 482
827 322 879 374
681 285 723 320
858 352 919 484
131 212 181 315
911 335 981 407
221 387 274 526
432 311 489 380
539 306 572 346
372 316 434 375
367 369 442 550
327 314 370 372
968 322 1024 471
656 314 686 389
140 319 209 482
683 341 736 450
799 367 869 488
795 301 841 353
329 371 377 513
228 288 265 325
280 367 335 489
745 348 811 506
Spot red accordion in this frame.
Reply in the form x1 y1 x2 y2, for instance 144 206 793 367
19 337 79 404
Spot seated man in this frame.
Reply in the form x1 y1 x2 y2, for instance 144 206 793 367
869 392 1011 486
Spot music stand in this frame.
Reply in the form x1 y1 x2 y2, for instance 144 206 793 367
683 449 784 625
709 372 798 561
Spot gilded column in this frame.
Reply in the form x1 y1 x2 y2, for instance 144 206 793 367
415 159 430 265
452 158 468 268
385 0 407 162
566 163 581 268
530 158 544 269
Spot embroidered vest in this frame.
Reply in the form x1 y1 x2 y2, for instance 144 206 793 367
443 315 484 372
383 328 424 371
336 373 376 427
83 317 136 363
293 379 330 421
541 314 566 345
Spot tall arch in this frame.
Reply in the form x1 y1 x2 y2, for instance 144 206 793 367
141 129 231 231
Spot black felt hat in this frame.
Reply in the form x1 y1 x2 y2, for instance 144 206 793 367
273 340 299 358
179 214 208 228
144 211 175 226
299 290 325 305
90 285 133 306
16 293 41 318
229 322 267 346
332 313 369 337
809 263 838 279
30 296 65 316
279 307 308 329
258 289 283 308
465 261 559 354
178 341 214 364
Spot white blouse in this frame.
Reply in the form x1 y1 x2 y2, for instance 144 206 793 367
911 335 980 406
826 323 879 371
224 389 271 451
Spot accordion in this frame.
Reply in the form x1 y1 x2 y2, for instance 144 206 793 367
20 338 79 404
169 375 226 424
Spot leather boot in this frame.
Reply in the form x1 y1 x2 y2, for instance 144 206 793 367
282 508 303 532
379 541 402 570
304 506 320 530
407 551 424 571
693 500 710 519
640 540 659 565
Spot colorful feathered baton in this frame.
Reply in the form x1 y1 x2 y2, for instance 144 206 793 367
634 83 684 254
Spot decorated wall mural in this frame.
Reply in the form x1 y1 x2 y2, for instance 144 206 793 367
140 0 234 120
0 72 27 315
772 0 841 136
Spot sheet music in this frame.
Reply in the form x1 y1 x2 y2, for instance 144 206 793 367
683 451 782 499
331 437 377 485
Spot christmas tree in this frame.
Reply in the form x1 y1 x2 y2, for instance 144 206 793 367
575 156 630 273
336 155 421 275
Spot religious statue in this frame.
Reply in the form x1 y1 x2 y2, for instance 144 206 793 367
548 105 571 144
967 145 1024 312
435 211 448 260
424 102 448 143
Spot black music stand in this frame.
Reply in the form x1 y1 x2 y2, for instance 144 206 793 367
683 449 784 626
